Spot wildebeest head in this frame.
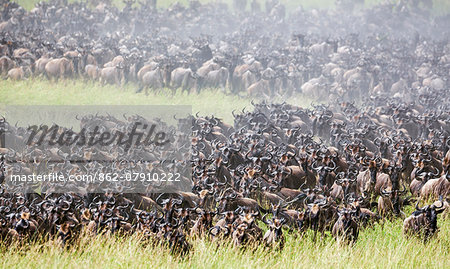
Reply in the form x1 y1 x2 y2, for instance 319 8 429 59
340 209 356 230
369 160 378 185
305 199 327 221
232 223 248 247
216 188 235 213
262 214 286 247
381 184 406 215
335 172 357 196
271 201 283 218
413 199 445 239
14 212 30 233
424 200 445 235
312 157 336 187
239 211 259 228
389 164 403 191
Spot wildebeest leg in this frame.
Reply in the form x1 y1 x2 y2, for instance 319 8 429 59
320 228 326 241
115 75 120 87
313 222 318 242
44 70 50 81
221 83 227 94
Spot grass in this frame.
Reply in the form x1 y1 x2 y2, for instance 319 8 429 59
0 78 312 124
0 79 449 268
0 214 448 268
13 0 450 15
12 0 335 11
2 0 450 266
14 0 339 11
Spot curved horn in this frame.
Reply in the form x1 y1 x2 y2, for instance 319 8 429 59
380 188 391 197
430 166 440 177
432 198 444 209
262 213 271 225
326 159 336 171
415 200 422 211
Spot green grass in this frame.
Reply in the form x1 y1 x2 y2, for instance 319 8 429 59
13 0 450 15
0 216 448 268
12 0 335 11
0 80 449 268
0 76 448 267
14 0 338 11
0 79 312 124
2 0 450 266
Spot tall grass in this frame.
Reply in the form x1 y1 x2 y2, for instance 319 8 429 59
0 79 312 123
0 79 449 268
0 216 448 268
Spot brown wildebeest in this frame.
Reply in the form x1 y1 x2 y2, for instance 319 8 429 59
138 67 166 95
7 66 30 80
34 55 53 76
203 67 229 90
420 174 450 200
84 64 100 81
137 63 158 81
99 65 124 85
0 56 15 76
171 67 198 93
247 79 270 97
45 58 74 80
197 60 220 77
403 200 446 241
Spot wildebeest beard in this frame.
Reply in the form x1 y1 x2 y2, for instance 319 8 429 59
369 167 377 185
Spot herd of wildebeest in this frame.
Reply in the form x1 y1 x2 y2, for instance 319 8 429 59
1 0 449 98
0 0 450 256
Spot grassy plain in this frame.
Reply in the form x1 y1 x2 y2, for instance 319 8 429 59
0 212 448 268
1 0 450 266
0 79 314 123
12 0 450 16
0 80 449 269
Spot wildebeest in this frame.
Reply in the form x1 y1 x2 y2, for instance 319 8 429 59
403 200 446 241
2 0 450 252
202 67 229 90
45 58 74 80
99 65 124 85
84 64 100 81
332 208 359 244
420 171 450 200
0 55 15 75
34 55 53 76
7 66 30 80
170 67 198 93
262 215 286 249
137 67 166 95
